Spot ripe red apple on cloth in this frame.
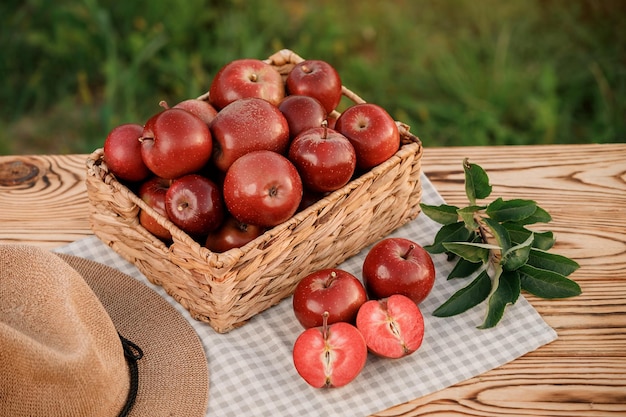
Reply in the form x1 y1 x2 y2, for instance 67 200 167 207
362 237 436 305
293 312 368 388
356 294 425 359
292 268 367 328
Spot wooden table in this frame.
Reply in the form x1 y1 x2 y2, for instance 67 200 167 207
1 143 625 416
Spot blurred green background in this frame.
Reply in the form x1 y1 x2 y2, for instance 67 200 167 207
1 0 624 155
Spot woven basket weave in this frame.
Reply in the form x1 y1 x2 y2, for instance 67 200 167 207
85 49 423 333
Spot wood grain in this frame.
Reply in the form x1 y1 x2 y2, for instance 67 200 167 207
0 154 92 248
1 143 625 416
371 143 626 417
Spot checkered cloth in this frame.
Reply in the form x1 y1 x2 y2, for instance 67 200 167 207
54 174 557 417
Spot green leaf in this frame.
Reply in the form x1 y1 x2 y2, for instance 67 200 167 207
457 205 484 230
433 271 492 317
443 241 499 263
463 158 492 205
424 221 472 254
483 217 512 253
502 233 534 271
530 231 556 250
527 249 580 276
503 223 556 250
516 205 552 225
426 159 581 328
448 257 483 280
486 198 538 223
479 270 521 329
519 264 582 298
420 203 460 225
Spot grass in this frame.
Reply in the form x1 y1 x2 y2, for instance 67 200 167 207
1 0 624 155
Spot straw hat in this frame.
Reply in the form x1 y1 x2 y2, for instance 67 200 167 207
0 244 209 417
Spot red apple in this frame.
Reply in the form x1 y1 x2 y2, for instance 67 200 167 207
292 268 367 328
298 189 327 212
223 150 302 227
165 174 224 236
208 58 285 109
171 99 218 125
356 294 425 359
139 108 213 179
210 97 290 172
362 237 435 305
103 123 150 182
293 312 367 388
278 95 327 139
286 59 342 114
326 114 338 130
334 103 400 170
138 176 172 241
205 215 264 252
288 125 356 193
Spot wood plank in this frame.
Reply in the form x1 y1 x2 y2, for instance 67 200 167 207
0 154 91 248
1 143 625 416
382 143 626 416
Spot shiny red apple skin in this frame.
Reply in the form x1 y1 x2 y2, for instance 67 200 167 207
209 97 290 172
140 108 213 180
103 123 150 182
173 98 218 125
205 215 265 252
278 95 327 139
288 126 356 193
297 188 327 212
334 103 400 170
164 174 224 236
208 58 285 109
286 59 342 114
356 294 425 359
362 237 435 305
292 319 367 388
223 150 302 227
292 268 367 328
138 176 172 241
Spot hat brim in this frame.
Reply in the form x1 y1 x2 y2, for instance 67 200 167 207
56 254 209 417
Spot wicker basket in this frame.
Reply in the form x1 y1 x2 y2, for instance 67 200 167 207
85 49 423 333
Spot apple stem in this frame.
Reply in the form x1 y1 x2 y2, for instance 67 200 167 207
324 270 337 288
403 244 415 259
249 73 258 82
177 202 189 212
159 100 170 109
322 311 330 340
322 122 328 139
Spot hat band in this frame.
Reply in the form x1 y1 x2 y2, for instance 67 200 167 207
117 333 144 417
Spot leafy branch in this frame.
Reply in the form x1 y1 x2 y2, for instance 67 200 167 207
420 158 581 329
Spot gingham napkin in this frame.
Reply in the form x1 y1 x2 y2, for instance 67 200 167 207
54 174 557 417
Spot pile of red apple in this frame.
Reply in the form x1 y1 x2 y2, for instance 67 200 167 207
102 56 401 251
292 237 435 388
